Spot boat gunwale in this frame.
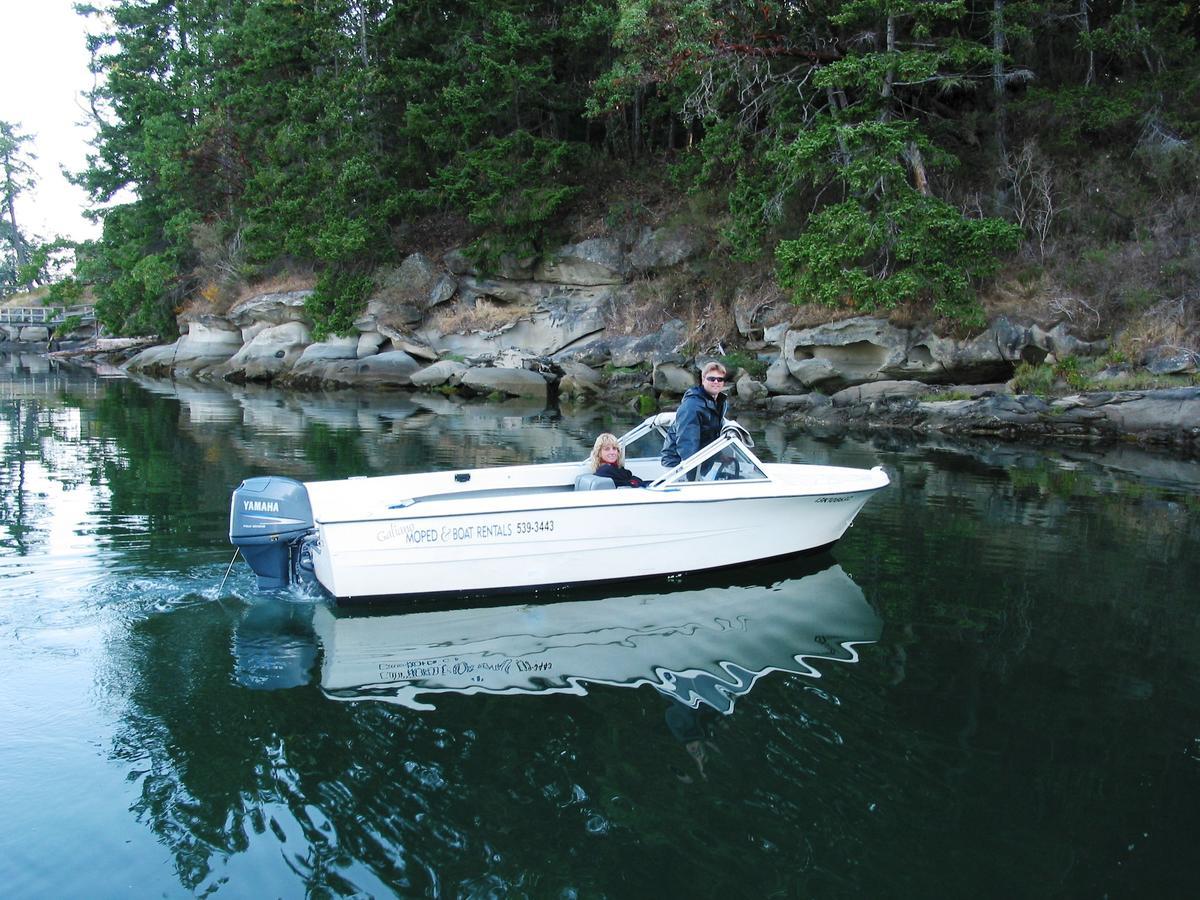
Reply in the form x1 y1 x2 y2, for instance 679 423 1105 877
310 478 888 527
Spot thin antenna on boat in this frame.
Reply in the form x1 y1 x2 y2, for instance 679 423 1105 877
217 547 241 596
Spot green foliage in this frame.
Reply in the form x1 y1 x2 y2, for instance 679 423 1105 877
56 314 85 335
635 392 657 415
776 193 1021 323
1052 355 1089 391
1013 356 1199 396
17 238 76 289
47 277 84 306
0 119 39 294
66 0 1200 336
306 269 373 341
1011 362 1056 396
430 132 585 267
718 350 767 379
1015 87 1140 149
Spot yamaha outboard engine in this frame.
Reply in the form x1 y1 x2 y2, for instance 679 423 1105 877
229 476 315 589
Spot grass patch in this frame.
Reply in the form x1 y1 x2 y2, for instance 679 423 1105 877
1012 356 1199 397
430 299 526 334
1011 361 1058 395
719 350 768 379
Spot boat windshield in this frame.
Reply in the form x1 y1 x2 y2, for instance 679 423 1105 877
616 413 674 456
652 436 768 487
615 414 756 462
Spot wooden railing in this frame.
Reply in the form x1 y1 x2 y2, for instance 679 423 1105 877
0 305 96 326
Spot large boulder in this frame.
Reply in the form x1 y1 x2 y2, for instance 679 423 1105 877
1143 347 1199 375
216 321 312 381
1061 388 1200 438
765 357 805 395
552 318 687 368
374 324 440 361
790 356 840 389
319 350 423 387
653 363 696 395
123 342 185 375
423 287 610 358
377 253 457 311
460 366 549 400
227 291 313 332
411 359 469 387
831 380 931 406
19 325 51 342
534 238 626 285
628 225 705 272
356 330 388 359
289 335 360 376
557 360 604 400
781 315 1108 389
501 290 607 355
736 373 769 402
783 317 909 388
149 316 243 374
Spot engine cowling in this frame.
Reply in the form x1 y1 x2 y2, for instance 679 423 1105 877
229 476 315 589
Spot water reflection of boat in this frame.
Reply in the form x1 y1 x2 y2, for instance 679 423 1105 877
310 558 882 712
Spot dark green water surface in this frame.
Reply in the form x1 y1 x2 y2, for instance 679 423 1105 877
2 351 1198 898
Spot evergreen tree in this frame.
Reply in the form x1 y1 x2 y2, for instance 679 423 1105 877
0 120 38 294
67 0 1197 334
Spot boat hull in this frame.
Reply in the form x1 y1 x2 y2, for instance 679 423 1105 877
310 487 882 601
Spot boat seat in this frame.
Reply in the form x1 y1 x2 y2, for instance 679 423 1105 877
574 473 616 491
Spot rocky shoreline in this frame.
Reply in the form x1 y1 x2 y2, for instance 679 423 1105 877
773 382 1200 452
13 232 1199 455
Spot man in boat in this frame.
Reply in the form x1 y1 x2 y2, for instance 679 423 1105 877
661 361 729 474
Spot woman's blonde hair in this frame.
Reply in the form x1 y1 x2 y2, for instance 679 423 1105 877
589 432 624 471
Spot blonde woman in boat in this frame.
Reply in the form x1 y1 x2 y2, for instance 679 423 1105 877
589 433 649 488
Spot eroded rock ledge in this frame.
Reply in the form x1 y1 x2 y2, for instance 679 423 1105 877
775 383 1200 451
89 238 1199 452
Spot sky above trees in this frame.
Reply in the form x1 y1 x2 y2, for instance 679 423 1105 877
0 0 98 242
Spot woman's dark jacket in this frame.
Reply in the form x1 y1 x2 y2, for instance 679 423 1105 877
595 463 647 488
660 385 727 468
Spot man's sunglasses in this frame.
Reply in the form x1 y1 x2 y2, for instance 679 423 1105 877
704 375 726 383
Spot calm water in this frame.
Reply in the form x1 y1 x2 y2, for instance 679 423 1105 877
2 350 1199 899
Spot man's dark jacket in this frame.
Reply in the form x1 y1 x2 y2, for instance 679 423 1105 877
661 385 727 468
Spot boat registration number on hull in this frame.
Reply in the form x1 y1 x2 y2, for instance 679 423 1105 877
377 518 557 545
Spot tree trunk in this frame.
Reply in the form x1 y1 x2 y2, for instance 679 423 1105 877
2 182 30 289
907 142 930 196
1080 1 1095 86
357 1 369 67
992 0 1007 159
826 87 851 165
880 14 896 120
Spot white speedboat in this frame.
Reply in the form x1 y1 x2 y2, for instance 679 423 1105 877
229 413 889 602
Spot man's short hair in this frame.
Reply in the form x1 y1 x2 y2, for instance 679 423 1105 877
702 360 727 377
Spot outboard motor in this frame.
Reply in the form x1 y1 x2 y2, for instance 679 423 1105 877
229 476 315 589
